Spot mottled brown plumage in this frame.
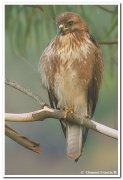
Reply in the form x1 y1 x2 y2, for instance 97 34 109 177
39 12 103 161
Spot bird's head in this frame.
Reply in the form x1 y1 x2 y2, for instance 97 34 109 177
56 12 88 35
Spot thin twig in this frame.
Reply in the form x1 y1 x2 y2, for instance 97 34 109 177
99 41 118 45
96 5 114 13
5 124 40 153
5 107 118 140
5 79 45 108
25 5 44 12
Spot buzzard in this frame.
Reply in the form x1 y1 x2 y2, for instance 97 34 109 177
39 12 103 161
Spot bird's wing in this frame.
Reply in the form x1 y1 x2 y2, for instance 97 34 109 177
39 38 66 137
48 88 58 109
87 35 103 117
48 88 66 138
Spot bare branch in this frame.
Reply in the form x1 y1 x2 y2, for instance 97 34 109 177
5 124 40 153
96 5 114 13
25 5 44 12
5 106 118 140
5 79 45 108
99 40 118 45
5 78 118 155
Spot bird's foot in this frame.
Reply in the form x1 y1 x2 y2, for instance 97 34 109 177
64 107 74 119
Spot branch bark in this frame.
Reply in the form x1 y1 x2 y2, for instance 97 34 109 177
5 106 118 140
5 124 40 153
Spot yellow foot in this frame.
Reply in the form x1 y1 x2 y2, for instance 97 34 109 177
64 107 74 119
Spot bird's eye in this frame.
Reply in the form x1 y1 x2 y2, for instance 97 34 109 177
67 21 73 26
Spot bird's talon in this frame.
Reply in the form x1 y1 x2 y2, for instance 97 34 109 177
64 107 74 119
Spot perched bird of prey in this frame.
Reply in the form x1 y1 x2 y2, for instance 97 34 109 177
39 12 103 161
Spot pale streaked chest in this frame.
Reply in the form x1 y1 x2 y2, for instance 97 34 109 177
40 32 93 93
50 33 93 64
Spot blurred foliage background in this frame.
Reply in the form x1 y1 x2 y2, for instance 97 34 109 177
5 5 118 175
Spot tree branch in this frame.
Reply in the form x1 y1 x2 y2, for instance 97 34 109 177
5 124 40 153
25 5 44 12
5 106 118 140
99 40 118 45
96 5 114 13
5 79 118 153
5 79 45 108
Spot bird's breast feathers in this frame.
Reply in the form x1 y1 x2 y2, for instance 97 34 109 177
39 32 98 112
47 33 93 62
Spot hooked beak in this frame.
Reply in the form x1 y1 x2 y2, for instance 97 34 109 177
58 24 65 34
